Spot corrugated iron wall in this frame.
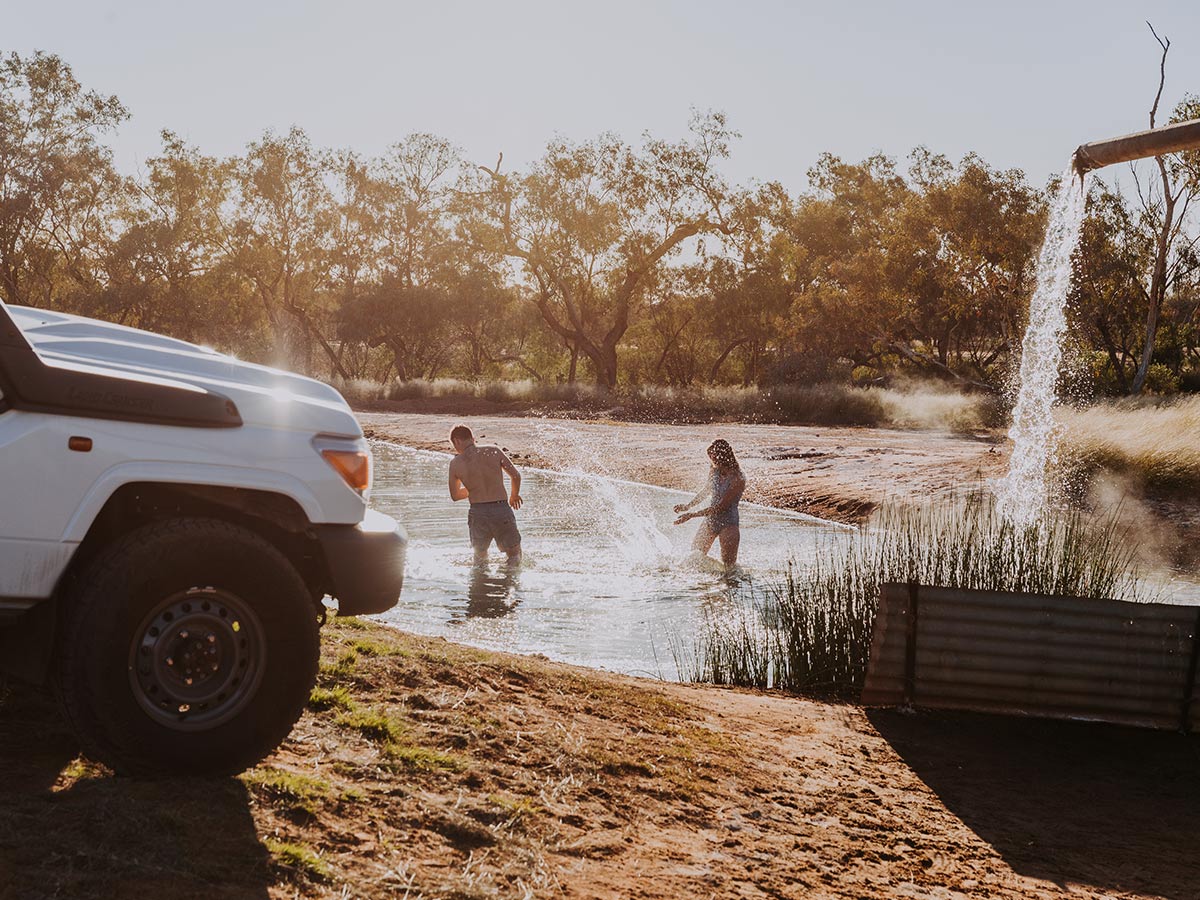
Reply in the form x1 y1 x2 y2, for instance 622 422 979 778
861 583 1200 731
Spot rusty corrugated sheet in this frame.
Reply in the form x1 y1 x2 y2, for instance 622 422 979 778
861 583 1200 731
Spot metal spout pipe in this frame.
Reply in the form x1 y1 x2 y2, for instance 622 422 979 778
1073 118 1200 174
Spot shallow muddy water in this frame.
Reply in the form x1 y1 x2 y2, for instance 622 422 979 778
369 443 845 678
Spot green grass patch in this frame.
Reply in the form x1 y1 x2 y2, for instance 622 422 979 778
59 758 108 781
264 838 332 883
330 615 370 630
242 768 333 816
349 638 408 658
382 740 467 773
319 649 359 680
308 684 355 712
336 707 407 744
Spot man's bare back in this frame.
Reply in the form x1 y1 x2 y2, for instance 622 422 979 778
448 425 523 562
449 445 517 505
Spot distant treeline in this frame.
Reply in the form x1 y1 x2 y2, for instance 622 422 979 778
2 51 1199 395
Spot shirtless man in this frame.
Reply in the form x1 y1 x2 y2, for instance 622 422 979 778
448 424 523 563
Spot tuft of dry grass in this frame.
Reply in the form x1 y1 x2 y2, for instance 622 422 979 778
1059 395 1200 493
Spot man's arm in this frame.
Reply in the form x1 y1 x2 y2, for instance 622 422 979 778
448 460 470 502
498 451 523 510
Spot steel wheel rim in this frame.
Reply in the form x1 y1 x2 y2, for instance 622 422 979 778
128 587 267 731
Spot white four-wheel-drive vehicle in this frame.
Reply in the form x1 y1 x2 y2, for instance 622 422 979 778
0 300 406 775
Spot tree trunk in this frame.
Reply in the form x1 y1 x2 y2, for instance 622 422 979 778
742 344 761 387
1094 319 1130 393
293 308 351 380
709 339 748 382
938 321 955 366
593 343 619 390
1131 185 1175 394
385 339 409 381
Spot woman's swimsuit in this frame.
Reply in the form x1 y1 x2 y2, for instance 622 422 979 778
706 468 744 531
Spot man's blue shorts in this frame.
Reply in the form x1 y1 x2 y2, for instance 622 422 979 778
468 500 522 552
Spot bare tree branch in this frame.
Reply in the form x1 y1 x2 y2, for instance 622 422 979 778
1147 21 1170 128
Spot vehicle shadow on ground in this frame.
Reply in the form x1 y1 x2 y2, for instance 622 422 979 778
0 681 270 900
869 708 1200 900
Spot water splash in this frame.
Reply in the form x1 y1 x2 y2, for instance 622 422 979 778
999 166 1090 525
529 421 675 564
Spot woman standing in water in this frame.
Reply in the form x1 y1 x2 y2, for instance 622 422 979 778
673 439 746 567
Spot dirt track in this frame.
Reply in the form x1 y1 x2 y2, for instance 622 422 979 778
357 411 1008 523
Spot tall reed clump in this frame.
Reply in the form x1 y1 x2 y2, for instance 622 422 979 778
680 495 1154 699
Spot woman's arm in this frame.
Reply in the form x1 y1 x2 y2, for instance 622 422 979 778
679 474 744 520
673 484 711 514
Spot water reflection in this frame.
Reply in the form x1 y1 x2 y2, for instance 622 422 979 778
458 564 521 620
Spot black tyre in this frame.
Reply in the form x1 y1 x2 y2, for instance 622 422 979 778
57 518 320 775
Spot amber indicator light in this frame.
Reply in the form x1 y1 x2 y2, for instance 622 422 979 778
68 436 93 452
321 448 371 493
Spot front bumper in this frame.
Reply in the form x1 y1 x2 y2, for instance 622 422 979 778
315 509 407 616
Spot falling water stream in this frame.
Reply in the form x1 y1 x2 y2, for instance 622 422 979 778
999 166 1090 523
368 442 845 678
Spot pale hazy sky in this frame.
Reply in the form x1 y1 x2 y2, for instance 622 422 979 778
7 0 1200 189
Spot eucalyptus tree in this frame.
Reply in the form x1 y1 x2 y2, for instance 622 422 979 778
1124 26 1200 394
1069 184 1153 393
96 132 261 350
1128 93 1200 394
900 149 1043 384
228 126 345 376
780 152 912 377
777 150 1043 387
464 111 737 389
337 279 453 381
0 51 127 310
696 183 796 385
371 133 461 288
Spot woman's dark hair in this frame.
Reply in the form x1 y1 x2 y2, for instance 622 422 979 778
708 439 739 471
